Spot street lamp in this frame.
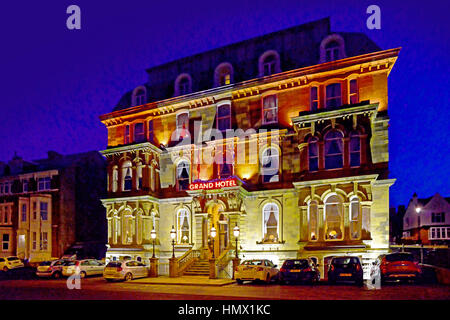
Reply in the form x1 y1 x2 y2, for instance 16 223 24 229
233 223 240 259
210 226 217 259
151 228 157 258
170 225 176 258
416 207 422 244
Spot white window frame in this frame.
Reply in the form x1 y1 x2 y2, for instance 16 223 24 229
262 95 278 125
308 200 319 241
176 208 190 244
262 202 280 243
324 194 344 241
349 196 361 240
2 233 10 251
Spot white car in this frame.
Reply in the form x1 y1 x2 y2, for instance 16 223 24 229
0 256 24 271
103 260 148 281
234 259 279 284
62 259 105 278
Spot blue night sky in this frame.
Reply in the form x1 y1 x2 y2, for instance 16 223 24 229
0 0 448 206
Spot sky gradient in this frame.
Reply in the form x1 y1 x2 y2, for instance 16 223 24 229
0 0 448 206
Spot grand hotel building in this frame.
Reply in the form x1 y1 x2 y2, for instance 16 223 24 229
99 18 399 279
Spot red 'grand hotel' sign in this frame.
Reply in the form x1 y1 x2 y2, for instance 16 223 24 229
188 178 237 191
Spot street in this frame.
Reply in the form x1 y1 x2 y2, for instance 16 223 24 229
0 276 448 300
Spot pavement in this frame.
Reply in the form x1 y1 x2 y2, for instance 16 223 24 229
131 275 235 286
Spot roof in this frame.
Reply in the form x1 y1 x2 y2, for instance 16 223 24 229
113 17 382 111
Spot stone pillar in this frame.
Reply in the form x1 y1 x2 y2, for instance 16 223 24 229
209 258 217 279
169 257 178 277
149 257 158 277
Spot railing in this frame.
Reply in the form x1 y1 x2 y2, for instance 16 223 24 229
215 247 234 279
177 248 200 276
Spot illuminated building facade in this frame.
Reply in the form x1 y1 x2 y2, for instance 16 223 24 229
100 18 399 278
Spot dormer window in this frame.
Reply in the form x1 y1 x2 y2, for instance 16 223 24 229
175 74 192 96
132 86 147 106
214 63 234 87
325 41 340 62
319 34 346 64
262 95 278 125
258 50 281 77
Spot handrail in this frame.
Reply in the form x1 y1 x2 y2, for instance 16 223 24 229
177 248 200 276
215 247 234 278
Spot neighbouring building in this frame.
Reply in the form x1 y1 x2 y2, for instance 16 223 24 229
99 17 400 279
0 151 107 262
390 205 406 244
402 193 450 245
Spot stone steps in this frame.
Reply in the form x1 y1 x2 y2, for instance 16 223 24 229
183 260 210 276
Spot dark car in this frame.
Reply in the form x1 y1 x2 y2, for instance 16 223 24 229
372 252 422 284
279 259 320 284
328 256 363 286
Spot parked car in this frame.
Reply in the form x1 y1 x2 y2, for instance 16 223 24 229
371 252 422 284
62 259 105 278
61 242 107 260
327 256 363 286
36 259 67 279
279 259 320 284
103 260 148 281
234 259 279 284
0 256 24 271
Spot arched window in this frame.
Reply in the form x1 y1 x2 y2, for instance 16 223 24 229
308 200 319 241
132 86 147 106
262 95 278 125
325 83 342 108
174 74 192 96
261 147 279 183
259 50 281 77
122 161 132 191
176 208 190 244
214 63 233 87
325 195 343 240
319 34 346 63
177 161 190 191
324 130 344 169
350 196 361 240
217 104 231 132
308 137 319 172
349 131 361 167
122 214 134 244
112 166 118 192
263 203 279 243
134 122 145 143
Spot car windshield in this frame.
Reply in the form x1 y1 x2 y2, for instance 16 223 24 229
283 260 309 269
332 257 359 265
106 262 122 268
7 257 19 261
386 253 414 262
242 260 263 266
39 261 52 266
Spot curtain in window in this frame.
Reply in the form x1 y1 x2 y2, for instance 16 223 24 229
262 95 278 124
122 161 132 191
350 197 361 239
263 203 279 242
325 195 343 240
177 161 190 191
308 201 318 241
177 209 190 243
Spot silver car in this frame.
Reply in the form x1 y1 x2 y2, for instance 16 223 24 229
103 260 148 281
62 259 105 278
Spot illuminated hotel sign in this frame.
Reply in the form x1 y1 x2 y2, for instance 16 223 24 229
188 178 237 191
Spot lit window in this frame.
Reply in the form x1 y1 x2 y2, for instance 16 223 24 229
324 130 344 169
325 195 343 240
32 232 37 250
122 161 132 191
2 234 9 251
215 63 233 87
38 177 51 191
122 215 134 244
308 137 319 172
134 123 145 143
325 41 340 62
177 161 190 191
310 86 319 111
124 125 130 144
326 83 342 108
349 79 358 104
217 104 231 132
308 201 318 241
263 203 279 243
261 147 279 183
40 232 48 251
40 202 48 221
349 131 361 167
350 197 361 240
262 95 278 125
177 208 190 244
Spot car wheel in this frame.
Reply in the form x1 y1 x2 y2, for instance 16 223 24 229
236 279 243 285
80 271 87 279
124 273 133 281
52 272 61 279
